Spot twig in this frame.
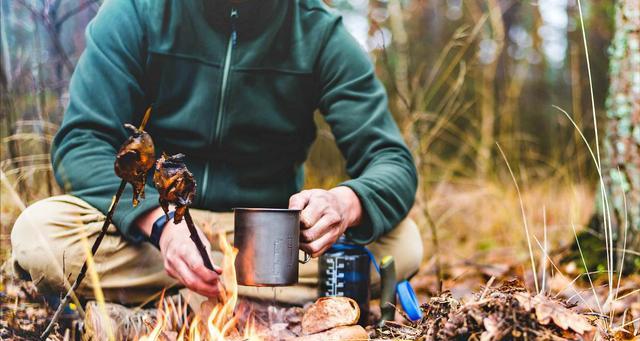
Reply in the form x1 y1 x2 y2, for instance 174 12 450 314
183 208 219 273
424 203 443 294
41 108 153 340
55 0 99 29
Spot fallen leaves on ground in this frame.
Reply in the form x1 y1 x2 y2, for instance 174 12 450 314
374 279 600 341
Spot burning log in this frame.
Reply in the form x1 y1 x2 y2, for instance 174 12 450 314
41 108 155 340
153 153 216 273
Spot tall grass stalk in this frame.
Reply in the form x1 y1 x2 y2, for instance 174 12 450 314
496 142 539 294
530 235 594 312
541 207 548 294
576 0 616 304
571 221 603 314
612 166 628 327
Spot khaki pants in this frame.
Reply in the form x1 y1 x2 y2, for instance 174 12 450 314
10 195 423 306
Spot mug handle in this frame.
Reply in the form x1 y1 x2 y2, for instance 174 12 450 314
299 251 311 264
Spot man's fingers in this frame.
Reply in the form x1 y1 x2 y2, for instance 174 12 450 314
165 261 178 279
289 190 312 210
300 227 340 258
300 213 340 242
299 195 330 228
184 252 220 283
174 258 219 297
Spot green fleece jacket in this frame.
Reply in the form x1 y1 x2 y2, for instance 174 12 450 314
52 0 417 244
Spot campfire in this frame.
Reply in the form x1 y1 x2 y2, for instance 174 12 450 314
135 229 369 341
139 231 261 341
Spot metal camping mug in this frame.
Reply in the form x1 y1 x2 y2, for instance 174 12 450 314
233 208 311 286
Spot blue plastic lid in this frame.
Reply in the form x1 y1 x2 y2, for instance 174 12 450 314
396 280 423 321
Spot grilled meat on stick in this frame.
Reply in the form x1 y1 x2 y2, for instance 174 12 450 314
153 153 196 223
153 153 217 272
114 123 155 206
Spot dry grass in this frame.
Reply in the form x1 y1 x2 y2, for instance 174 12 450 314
421 179 594 265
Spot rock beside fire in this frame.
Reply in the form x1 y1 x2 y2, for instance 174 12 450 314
301 297 361 335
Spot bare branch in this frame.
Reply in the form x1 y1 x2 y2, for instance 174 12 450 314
55 0 99 29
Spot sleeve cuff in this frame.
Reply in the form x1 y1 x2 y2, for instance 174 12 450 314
338 179 382 245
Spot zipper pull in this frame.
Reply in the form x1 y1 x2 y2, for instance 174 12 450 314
230 8 238 47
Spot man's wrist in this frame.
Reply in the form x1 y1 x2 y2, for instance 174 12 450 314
135 207 168 237
330 186 363 227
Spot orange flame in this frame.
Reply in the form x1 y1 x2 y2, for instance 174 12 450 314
139 231 261 341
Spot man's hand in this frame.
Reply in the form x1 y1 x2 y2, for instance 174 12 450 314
136 208 221 297
289 187 363 257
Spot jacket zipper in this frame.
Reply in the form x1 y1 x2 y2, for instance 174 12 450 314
202 8 238 199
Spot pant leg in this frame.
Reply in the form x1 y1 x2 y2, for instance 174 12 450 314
10 195 177 304
362 217 424 284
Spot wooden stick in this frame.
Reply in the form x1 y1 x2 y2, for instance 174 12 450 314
183 208 220 274
41 108 152 340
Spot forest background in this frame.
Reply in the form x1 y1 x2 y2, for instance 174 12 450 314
0 0 633 311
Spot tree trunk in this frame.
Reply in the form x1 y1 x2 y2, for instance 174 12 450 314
602 0 640 271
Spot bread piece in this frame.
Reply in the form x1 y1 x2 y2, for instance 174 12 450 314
291 325 369 341
301 297 360 335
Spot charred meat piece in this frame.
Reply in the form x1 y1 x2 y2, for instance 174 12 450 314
153 153 196 223
114 123 155 206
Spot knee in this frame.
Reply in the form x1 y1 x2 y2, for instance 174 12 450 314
11 199 54 254
11 198 68 292
392 218 424 280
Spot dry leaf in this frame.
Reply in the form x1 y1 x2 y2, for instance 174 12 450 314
480 316 499 341
514 292 594 335
533 294 593 335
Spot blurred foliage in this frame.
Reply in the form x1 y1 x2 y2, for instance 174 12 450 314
308 0 614 186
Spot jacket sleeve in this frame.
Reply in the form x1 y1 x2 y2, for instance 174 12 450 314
315 18 418 244
51 0 158 242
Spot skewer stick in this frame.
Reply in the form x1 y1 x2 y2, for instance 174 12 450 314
41 107 153 340
183 208 220 274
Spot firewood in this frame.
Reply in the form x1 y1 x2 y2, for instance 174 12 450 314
301 297 360 335
290 325 369 341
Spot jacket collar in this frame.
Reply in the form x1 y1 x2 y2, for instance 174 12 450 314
204 0 279 39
